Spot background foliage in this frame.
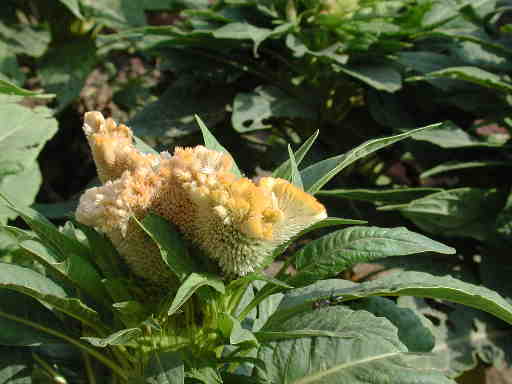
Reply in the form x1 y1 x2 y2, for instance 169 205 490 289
1 0 512 383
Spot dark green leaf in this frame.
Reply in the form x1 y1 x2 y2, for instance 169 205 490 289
38 40 97 111
0 347 32 384
420 161 511 178
136 214 196 281
337 64 402 92
317 188 444 204
287 145 303 189
0 290 63 346
212 22 272 55
167 273 225 316
58 0 84 19
232 86 316 132
381 188 505 241
0 262 105 332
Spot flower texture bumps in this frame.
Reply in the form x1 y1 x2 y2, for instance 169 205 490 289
76 112 327 284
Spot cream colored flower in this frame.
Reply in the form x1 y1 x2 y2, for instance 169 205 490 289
76 112 327 283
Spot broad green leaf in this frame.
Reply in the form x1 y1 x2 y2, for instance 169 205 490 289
317 188 444 204
82 328 142 347
381 188 505 241
420 161 512 178
350 297 435 353
167 273 225 316
81 0 149 28
410 121 501 148
0 103 57 223
407 66 512 92
144 351 184 384
136 214 197 281
272 217 367 260
0 262 105 332
0 347 32 384
129 76 231 140
336 64 402 92
287 145 303 189
218 313 258 346
19 239 109 305
0 290 63 346
256 306 454 384
273 130 319 180
231 86 316 132
301 123 442 194
58 0 84 19
290 226 455 286
38 40 97 111
273 271 512 327
0 79 54 98
195 115 242 177
2 202 108 304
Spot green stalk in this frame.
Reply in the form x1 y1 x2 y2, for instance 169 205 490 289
0 310 128 381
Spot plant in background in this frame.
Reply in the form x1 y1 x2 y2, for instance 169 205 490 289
1 113 512 383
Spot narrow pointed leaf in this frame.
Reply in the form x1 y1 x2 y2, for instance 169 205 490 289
195 115 242 177
167 273 225 316
301 123 442 194
273 130 319 180
287 145 303 189
82 328 142 347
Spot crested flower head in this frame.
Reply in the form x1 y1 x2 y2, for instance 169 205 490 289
76 111 327 283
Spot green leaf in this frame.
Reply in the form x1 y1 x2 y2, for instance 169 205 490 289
349 297 435 353
273 271 512 327
256 305 454 384
301 123 442 194
218 313 258 346
144 351 184 384
38 40 97 111
410 121 500 148
212 22 272 55
58 0 84 19
82 328 142 347
317 188 444 204
407 66 512 92
287 145 303 189
129 76 231 140
195 115 242 177
136 214 197 281
0 262 105 332
231 86 316 133
81 0 151 28
167 273 225 316
381 188 505 241
420 161 512 178
0 79 54 98
273 130 319 180
0 103 57 223
0 290 63 346
290 226 455 286
336 64 402 92
1 202 108 304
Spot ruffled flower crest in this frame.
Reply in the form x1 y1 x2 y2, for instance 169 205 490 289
76 111 327 282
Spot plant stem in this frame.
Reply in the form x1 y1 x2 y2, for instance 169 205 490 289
82 351 97 384
0 310 128 381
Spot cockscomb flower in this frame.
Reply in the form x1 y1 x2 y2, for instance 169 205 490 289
76 111 327 283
